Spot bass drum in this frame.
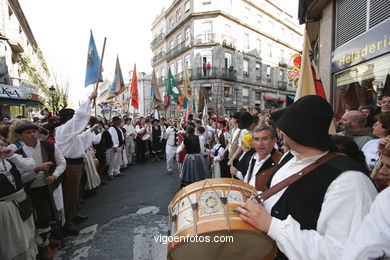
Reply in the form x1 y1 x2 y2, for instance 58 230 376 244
167 178 276 260
141 133 151 141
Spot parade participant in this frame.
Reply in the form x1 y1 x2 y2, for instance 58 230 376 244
206 134 226 178
159 118 167 159
216 118 230 143
230 132 255 181
55 90 97 236
177 125 206 187
338 110 376 150
107 116 125 178
226 112 242 166
7 119 33 151
230 126 282 191
0 136 38 260
165 121 179 175
196 126 209 177
151 119 162 161
123 118 136 165
14 123 67 259
93 121 112 183
135 118 148 162
82 122 102 189
237 95 377 260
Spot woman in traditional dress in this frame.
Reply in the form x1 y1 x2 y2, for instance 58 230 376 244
206 134 226 178
0 136 38 260
177 126 206 187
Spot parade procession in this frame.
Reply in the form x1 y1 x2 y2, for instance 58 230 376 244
1 0 390 259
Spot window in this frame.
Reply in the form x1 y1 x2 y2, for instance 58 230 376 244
185 28 191 45
177 34 183 44
256 39 261 54
224 52 232 67
185 1 190 12
169 16 174 28
279 69 284 80
244 7 250 19
177 60 183 74
176 9 182 22
185 55 191 69
242 87 249 97
268 21 273 31
203 0 211 5
244 33 250 50
224 86 232 97
170 63 176 74
266 65 271 82
280 49 285 63
255 92 261 100
268 43 272 57
170 40 175 50
257 14 262 25
281 28 285 37
243 59 249 77
256 63 261 79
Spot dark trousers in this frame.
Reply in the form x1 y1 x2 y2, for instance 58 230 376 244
62 163 83 227
29 186 52 231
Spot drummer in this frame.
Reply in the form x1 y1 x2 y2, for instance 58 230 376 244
237 95 377 259
230 126 282 191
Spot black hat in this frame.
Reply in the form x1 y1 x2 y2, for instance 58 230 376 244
238 111 255 129
15 124 39 134
112 116 121 122
230 112 241 120
58 108 75 123
272 95 333 150
188 114 193 121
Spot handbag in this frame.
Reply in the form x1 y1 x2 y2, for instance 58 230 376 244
13 197 33 221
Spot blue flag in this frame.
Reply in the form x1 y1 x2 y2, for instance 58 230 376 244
85 30 103 87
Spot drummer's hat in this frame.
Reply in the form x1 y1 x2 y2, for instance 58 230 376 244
271 95 333 150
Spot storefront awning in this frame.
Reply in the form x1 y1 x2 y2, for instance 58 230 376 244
0 84 42 107
0 98 43 107
288 95 295 100
264 96 286 102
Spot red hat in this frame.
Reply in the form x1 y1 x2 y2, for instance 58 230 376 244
217 118 226 123
210 115 217 120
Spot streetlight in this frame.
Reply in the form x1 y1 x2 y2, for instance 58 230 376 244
49 85 56 115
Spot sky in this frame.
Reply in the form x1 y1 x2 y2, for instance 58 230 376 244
18 0 299 107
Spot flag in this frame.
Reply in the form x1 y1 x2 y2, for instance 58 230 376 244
182 67 192 100
192 98 196 114
177 85 188 111
85 30 103 87
107 56 124 99
202 99 208 123
163 94 171 109
184 105 190 126
166 68 181 104
130 64 139 110
151 70 162 107
154 109 159 120
296 30 335 134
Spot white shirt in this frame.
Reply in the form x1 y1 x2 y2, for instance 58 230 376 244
227 127 240 152
206 143 225 162
22 141 66 188
265 150 377 260
108 126 125 148
0 154 36 176
341 187 390 260
236 153 271 188
362 138 380 168
123 124 136 139
198 135 207 156
166 126 177 146
55 99 92 159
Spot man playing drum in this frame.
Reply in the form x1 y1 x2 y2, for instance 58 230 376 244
237 95 377 259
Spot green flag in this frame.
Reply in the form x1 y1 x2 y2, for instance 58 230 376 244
166 68 181 104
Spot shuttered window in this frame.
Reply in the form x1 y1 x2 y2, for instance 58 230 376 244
336 0 390 48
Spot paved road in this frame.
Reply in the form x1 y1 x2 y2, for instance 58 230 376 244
55 160 181 260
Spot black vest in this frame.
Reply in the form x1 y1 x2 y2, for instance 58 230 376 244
114 126 125 146
184 135 200 154
269 154 367 260
0 161 23 197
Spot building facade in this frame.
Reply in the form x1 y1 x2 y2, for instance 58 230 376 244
0 0 51 118
298 0 390 119
151 0 303 116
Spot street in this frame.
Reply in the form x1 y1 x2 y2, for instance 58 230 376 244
55 160 181 260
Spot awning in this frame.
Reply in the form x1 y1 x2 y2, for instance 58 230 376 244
288 95 295 99
264 96 286 102
0 98 43 107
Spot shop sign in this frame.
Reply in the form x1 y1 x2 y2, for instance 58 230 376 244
332 19 390 73
0 84 37 100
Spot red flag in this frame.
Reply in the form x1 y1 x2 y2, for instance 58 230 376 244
130 64 138 110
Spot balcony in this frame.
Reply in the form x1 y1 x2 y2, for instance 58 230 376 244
221 35 236 49
175 69 193 83
150 32 165 48
166 38 192 60
157 76 166 86
195 33 216 45
221 67 237 80
151 51 165 64
243 71 249 78
256 75 261 82
278 81 287 90
196 66 217 78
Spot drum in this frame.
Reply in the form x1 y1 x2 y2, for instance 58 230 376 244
167 178 276 260
141 133 150 141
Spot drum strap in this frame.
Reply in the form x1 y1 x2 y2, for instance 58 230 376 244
256 152 340 203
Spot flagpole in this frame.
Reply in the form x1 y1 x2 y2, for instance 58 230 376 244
93 37 107 116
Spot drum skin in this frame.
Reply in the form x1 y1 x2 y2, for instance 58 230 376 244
142 133 151 141
167 178 276 260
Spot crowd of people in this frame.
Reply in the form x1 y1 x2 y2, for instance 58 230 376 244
0 91 390 260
